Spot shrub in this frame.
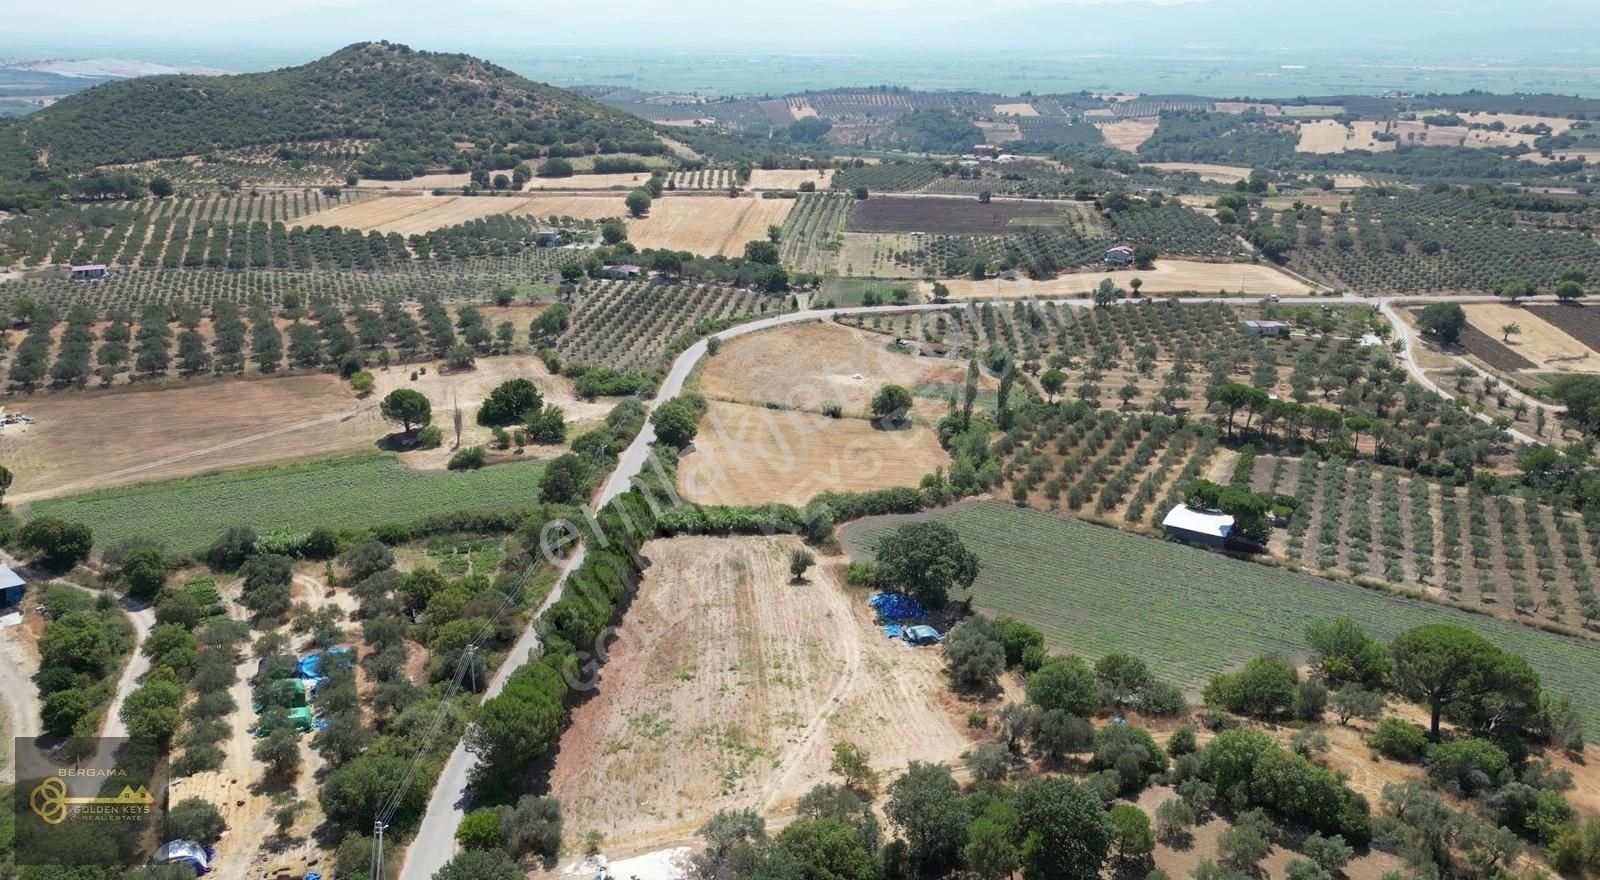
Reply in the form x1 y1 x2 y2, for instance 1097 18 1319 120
1369 717 1428 763
1426 737 1509 794
16 517 94 571
447 446 488 471
167 798 226 843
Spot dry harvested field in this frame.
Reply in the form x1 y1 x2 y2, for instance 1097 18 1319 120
1462 302 1600 373
1096 118 1160 152
546 536 972 850
629 196 794 256
1 349 608 502
992 102 1038 116
1433 110 1577 134
746 168 835 190
294 195 525 234
838 232 919 278
1213 101 1283 115
699 320 985 418
975 121 1022 143
1297 119 1542 154
523 171 661 191
920 259 1316 299
1526 148 1600 165
678 400 947 506
355 171 473 190
846 196 1074 235
295 194 628 234
1146 162 1254 183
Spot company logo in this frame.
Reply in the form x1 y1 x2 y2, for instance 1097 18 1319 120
28 777 155 825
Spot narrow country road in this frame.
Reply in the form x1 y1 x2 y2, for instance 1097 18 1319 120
101 599 156 741
400 288 1544 880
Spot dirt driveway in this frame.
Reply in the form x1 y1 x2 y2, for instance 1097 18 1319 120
546 536 972 852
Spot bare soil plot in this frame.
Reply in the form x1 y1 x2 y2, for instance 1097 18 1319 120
1462 302 1600 373
294 195 524 235
1298 119 1543 154
788 100 819 120
1 351 606 502
992 102 1038 116
1096 118 1160 152
920 260 1315 299
546 536 971 849
1296 120 1389 154
746 169 836 190
976 121 1022 143
1214 101 1283 115
355 172 473 191
698 320 983 418
1147 162 1255 183
1528 304 1600 356
523 172 660 190
627 196 794 256
846 196 1072 235
678 400 947 506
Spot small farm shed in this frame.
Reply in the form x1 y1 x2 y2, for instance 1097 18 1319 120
0 565 21 606
1103 245 1135 266
534 229 559 247
69 264 107 281
918 341 951 357
606 263 642 278
1161 505 1234 549
1242 319 1290 338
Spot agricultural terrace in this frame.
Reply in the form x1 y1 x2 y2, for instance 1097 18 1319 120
678 400 948 506
548 535 972 846
1266 188 1600 294
842 501 1600 728
29 452 549 552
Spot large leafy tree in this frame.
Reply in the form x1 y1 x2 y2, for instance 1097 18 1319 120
477 378 543 427
379 388 432 434
1013 777 1114 880
885 762 968 877
1027 657 1101 717
873 521 979 610
1390 624 1541 740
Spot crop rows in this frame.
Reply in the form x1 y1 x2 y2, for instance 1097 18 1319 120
552 279 785 372
862 500 1600 728
1286 189 1600 292
1257 453 1600 634
832 163 942 193
667 168 737 190
0 247 572 315
778 192 851 274
0 193 356 267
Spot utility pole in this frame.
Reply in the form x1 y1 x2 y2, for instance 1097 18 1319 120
372 820 387 880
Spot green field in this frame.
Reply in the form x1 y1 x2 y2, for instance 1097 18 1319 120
849 501 1600 727
32 453 548 552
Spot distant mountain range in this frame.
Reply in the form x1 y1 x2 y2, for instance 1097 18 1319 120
12 0 1600 54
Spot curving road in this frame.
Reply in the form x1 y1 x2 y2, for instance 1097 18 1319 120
400 289 1545 879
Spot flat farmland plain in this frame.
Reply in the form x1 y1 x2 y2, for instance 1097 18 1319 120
746 169 835 190
921 259 1315 298
841 501 1600 726
31 453 549 552
1463 302 1600 373
846 196 1078 235
677 400 947 506
629 196 794 256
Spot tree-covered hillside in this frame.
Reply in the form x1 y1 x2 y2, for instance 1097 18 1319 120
0 41 668 204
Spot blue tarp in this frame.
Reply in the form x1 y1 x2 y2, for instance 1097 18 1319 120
883 624 904 639
868 592 926 622
298 647 352 680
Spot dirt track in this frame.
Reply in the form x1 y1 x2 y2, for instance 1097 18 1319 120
546 536 970 851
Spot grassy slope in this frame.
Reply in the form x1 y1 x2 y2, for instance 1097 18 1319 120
855 500 1600 727
33 453 547 552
